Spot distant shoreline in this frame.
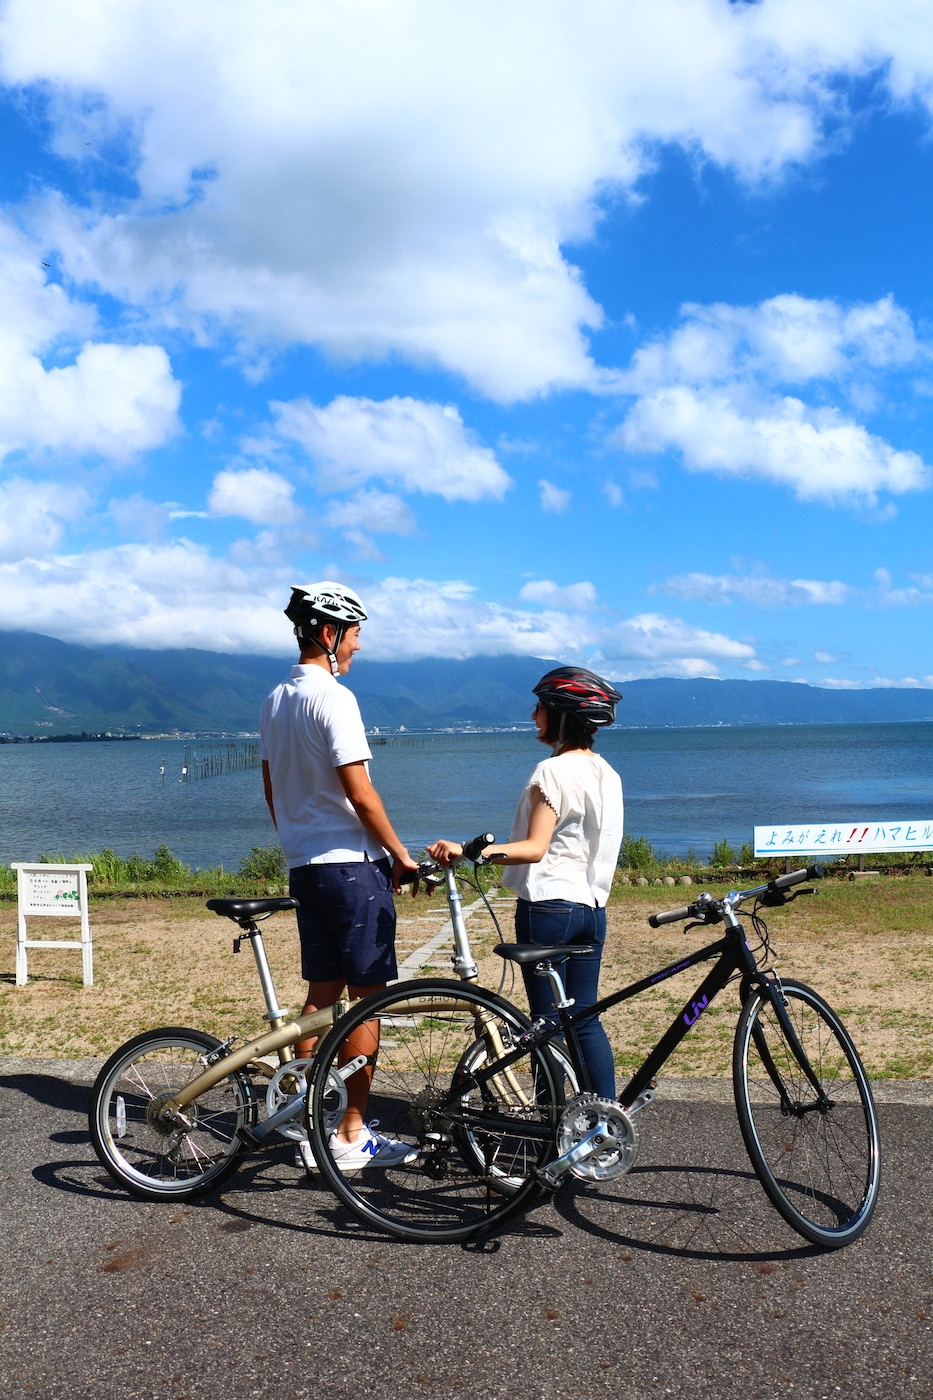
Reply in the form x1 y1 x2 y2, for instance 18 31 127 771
4 714 933 744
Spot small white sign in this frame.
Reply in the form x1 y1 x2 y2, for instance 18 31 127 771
11 862 94 986
754 820 933 858
18 868 83 915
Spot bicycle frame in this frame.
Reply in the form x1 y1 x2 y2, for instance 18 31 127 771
463 877 824 1118
163 864 509 1120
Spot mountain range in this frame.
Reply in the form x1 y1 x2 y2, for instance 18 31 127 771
3 630 933 736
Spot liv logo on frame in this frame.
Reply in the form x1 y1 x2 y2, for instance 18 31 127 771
682 994 709 1027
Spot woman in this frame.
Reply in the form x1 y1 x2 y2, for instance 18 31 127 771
428 665 623 1098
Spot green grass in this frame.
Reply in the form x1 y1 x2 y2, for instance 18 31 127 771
0 843 288 898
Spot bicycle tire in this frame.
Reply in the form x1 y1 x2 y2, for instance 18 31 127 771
89 1027 256 1201
733 979 880 1248
307 979 563 1243
452 1034 579 1196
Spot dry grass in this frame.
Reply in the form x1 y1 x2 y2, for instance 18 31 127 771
1 876 931 1078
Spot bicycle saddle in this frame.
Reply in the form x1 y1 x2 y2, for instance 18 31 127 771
206 896 299 924
493 942 598 965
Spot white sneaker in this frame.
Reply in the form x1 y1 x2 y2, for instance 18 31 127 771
328 1124 417 1172
294 1139 315 1173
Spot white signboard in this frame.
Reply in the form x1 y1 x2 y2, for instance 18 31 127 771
12 863 94 986
18 868 83 915
754 820 933 858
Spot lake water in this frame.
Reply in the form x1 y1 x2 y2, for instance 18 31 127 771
3 722 933 871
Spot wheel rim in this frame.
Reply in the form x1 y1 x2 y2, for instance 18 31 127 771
310 983 562 1242
738 984 879 1244
95 1036 250 1196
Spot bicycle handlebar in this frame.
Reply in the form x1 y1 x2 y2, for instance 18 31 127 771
648 905 692 928
648 864 825 929
394 832 498 887
772 863 824 890
462 832 495 862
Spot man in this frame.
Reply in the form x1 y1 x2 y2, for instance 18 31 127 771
260 581 419 1170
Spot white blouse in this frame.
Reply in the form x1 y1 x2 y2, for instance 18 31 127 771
501 749 624 906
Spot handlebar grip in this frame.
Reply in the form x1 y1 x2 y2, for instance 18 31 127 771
648 906 692 928
772 863 825 891
462 832 495 862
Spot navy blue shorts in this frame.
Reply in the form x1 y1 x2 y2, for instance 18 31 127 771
289 856 397 987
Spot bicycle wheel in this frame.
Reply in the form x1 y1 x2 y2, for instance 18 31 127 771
733 979 880 1248
89 1028 256 1201
453 1033 578 1195
307 980 564 1243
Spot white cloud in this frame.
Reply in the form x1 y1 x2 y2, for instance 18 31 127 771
0 540 290 652
603 480 625 508
623 295 920 395
0 219 181 462
821 674 933 689
108 494 168 541
814 650 838 664
0 477 90 561
519 579 597 610
0 544 758 676
8 3 933 398
615 294 930 507
620 384 928 506
323 489 416 560
208 467 296 524
324 490 415 537
596 612 755 673
654 571 855 607
272 396 511 503
654 566 933 609
871 566 933 606
538 479 571 513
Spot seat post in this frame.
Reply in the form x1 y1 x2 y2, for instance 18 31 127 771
535 962 574 1010
245 926 291 1029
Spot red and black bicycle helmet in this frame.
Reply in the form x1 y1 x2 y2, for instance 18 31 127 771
533 666 621 728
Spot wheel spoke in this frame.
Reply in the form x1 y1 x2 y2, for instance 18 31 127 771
734 980 880 1248
309 980 563 1244
89 1030 253 1201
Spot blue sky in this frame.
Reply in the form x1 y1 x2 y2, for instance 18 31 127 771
2 0 933 687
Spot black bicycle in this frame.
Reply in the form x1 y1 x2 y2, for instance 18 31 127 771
307 862 880 1247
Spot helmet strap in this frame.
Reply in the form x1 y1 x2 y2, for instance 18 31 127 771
298 622 345 677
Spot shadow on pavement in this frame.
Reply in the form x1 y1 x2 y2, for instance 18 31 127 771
552 1161 819 1262
0 1072 89 1116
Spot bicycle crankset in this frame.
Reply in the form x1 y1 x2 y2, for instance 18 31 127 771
265 1059 313 1141
555 1093 640 1182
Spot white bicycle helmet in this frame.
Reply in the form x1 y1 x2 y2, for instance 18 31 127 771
285 581 368 675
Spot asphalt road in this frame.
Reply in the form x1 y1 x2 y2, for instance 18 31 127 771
0 1059 930 1400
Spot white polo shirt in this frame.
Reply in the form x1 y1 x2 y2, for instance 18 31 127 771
259 664 386 867
502 750 623 906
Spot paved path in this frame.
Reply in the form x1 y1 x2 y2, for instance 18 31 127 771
0 1058 930 1400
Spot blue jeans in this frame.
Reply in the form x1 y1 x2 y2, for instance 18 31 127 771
514 898 615 1099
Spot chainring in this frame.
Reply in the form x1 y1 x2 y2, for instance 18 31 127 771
557 1092 640 1181
265 1059 313 1142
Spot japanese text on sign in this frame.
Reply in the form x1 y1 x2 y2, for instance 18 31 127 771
19 868 82 914
754 821 933 858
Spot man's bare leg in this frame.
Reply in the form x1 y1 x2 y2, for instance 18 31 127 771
299 979 384 1142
